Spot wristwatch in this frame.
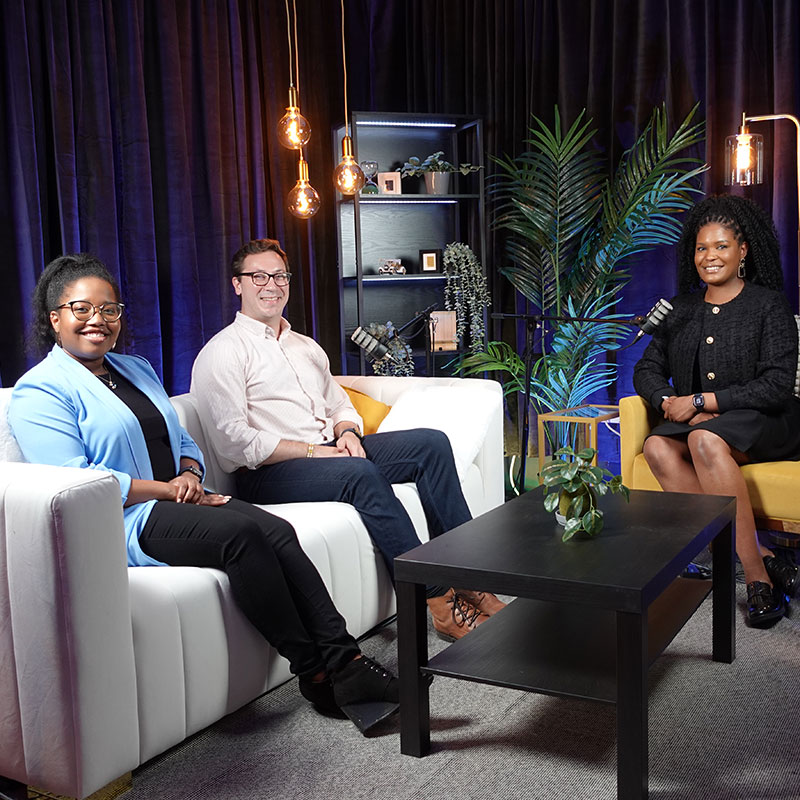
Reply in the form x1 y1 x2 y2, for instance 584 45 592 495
178 464 203 481
337 427 363 442
692 393 705 410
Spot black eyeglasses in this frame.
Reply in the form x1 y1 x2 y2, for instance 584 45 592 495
55 301 125 322
236 271 292 287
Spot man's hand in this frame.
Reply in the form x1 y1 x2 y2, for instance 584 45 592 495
336 430 366 458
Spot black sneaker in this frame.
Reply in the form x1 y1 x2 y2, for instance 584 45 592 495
331 656 399 734
763 555 799 599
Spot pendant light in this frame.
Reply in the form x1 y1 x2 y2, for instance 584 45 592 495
288 152 321 219
333 0 365 194
277 0 311 150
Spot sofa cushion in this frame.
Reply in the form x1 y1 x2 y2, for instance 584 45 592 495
340 385 392 434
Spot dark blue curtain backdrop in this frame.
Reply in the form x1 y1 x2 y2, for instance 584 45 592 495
2 0 798 397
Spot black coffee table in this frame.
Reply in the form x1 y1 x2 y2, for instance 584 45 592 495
395 488 735 800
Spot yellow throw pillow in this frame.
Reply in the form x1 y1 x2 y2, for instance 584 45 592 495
341 386 392 435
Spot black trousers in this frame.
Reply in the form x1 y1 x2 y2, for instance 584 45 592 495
138 498 359 677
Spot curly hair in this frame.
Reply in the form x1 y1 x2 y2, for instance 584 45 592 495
29 253 121 354
230 239 288 277
676 194 782 294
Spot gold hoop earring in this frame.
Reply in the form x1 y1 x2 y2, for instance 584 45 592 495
738 259 746 278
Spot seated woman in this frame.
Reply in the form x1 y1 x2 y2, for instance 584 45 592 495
634 195 800 628
9 253 398 732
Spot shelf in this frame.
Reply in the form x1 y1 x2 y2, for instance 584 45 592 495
341 194 479 204
343 275 446 285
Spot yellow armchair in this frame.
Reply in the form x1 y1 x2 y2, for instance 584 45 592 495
619 395 800 537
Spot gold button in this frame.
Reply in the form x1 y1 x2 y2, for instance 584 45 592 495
712 306 720 314
707 372 716 380
706 336 714 344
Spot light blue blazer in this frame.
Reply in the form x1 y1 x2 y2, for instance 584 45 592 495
9 346 205 566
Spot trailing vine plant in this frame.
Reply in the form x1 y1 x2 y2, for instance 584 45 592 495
442 242 491 354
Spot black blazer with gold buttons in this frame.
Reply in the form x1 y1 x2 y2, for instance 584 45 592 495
633 281 798 414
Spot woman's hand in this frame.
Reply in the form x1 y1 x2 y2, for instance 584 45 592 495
168 472 205 504
688 411 720 426
663 395 698 423
197 492 231 506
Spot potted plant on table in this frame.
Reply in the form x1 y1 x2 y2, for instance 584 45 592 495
541 446 629 541
401 151 482 195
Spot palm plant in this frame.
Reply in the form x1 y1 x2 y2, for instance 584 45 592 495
462 103 708 454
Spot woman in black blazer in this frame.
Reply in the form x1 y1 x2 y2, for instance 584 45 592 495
634 195 800 627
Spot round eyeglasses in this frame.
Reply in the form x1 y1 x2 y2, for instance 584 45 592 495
55 301 125 322
236 271 292 287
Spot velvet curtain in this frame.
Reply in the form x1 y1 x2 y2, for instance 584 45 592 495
2 0 798 396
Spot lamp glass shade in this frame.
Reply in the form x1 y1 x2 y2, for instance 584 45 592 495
334 155 366 194
287 181 320 218
277 106 311 150
724 132 764 185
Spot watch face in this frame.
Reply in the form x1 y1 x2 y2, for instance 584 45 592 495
693 394 704 408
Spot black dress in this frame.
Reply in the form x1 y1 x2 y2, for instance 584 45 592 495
633 281 800 463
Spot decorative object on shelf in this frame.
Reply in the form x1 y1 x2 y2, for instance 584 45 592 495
724 110 800 306
360 160 379 194
332 0 365 194
419 249 442 273
276 0 310 150
442 242 490 354
429 311 458 352
377 171 402 194
287 154 321 219
378 258 405 275
541 446 629 541
401 151 482 195
461 104 707 457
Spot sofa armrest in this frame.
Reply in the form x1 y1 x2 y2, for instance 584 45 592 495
619 395 655 485
0 463 139 798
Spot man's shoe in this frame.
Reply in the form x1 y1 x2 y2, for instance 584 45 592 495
331 656 399 734
746 581 786 628
763 555 799 598
427 588 489 642
453 588 507 616
298 675 346 718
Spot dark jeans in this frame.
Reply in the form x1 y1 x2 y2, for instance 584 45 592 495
235 428 472 578
138 498 359 677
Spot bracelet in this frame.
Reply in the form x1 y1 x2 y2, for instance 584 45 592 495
178 465 203 481
306 443 315 458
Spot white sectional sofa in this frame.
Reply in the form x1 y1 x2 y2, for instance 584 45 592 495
0 375 503 799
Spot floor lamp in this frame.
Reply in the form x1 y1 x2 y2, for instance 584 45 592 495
725 112 800 307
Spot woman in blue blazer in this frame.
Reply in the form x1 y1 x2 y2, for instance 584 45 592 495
9 253 398 732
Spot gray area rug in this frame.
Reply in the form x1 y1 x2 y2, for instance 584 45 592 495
128 585 800 800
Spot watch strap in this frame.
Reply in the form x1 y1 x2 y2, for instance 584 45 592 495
178 464 203 480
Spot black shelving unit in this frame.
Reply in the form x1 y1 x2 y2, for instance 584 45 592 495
333 112 486 375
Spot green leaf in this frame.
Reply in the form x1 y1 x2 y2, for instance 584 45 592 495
544 493 560 512
576 448 596 461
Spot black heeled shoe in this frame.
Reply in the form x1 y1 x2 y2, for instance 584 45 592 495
763 555 799 599
746 581 786 628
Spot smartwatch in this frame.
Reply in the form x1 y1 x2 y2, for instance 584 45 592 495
178 464 203 481
692 393 705 410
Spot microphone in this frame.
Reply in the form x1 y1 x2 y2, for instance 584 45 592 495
351 326 394 361
634 298 673 337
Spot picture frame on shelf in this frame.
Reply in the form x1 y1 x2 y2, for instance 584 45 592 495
419 249 442 273
377 172 402 194
429 310 458 351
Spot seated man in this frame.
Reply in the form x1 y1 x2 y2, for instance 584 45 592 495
190 238 504 641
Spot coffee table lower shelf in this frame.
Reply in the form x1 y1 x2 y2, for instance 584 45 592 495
421 577 711 703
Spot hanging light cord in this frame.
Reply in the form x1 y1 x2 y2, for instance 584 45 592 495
292 0 300 97
340 0 349 137
283 0 294 88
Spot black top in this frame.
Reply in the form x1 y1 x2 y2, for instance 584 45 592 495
634 281 798 412
99 364 176 482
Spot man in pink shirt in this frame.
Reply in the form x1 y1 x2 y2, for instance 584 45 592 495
191 239 504 643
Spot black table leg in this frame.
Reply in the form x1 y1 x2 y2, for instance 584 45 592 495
397 580 430 757
711 518 736 663
616 610 648 800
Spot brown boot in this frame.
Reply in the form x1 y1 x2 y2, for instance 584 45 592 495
427 588 489 642
454 589 507 616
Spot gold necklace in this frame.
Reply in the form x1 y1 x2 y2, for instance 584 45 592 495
96 362 117 390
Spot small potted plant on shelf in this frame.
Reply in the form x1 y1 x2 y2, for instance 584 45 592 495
541 446 629 541
400 151 482 195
